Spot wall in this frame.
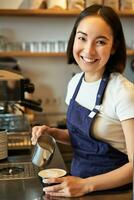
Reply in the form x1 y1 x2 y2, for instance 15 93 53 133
121 17 134 83
0 15 134 124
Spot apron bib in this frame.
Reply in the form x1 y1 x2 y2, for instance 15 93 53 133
67 72 129 182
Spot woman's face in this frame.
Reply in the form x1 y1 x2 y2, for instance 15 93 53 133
73 16 115 81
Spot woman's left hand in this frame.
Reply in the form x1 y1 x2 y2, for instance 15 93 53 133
43 176 89 197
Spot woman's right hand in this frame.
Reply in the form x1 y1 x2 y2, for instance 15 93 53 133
31 125 50 145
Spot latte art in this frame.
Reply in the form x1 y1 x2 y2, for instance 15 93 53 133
38 168 67 178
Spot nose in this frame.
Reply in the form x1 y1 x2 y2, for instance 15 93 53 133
84 43 96 56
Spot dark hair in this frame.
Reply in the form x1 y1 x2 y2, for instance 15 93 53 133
67 4 126 73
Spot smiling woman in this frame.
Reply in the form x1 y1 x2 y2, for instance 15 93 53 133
31 4 134 197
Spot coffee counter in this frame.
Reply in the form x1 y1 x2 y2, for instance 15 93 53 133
0 144 132 200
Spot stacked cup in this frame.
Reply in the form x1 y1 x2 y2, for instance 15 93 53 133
0 129 8 160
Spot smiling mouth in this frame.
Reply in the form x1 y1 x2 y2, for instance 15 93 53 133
80 56 98 63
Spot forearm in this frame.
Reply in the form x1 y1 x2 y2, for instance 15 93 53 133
47 127 71 145
86 162 133 192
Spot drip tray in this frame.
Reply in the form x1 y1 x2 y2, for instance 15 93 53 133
0 162 39 180
0 166 24 175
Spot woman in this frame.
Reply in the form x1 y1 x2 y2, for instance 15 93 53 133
31 4 134 197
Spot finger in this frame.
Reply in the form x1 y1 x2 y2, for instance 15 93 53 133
31 133 38 145
31 126 41 144
44 191 66 197
43 184 63 193
31 126 38 138
31 133 37 145
43 177 64 184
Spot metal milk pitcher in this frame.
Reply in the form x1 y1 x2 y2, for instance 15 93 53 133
32 134 56 167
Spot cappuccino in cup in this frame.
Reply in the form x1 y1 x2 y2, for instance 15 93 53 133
38 168 67 187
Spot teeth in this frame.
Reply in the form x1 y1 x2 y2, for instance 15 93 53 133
81 56 96 63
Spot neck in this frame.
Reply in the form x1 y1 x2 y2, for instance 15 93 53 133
84 70 105 82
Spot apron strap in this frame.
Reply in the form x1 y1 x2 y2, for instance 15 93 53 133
95 72 110 106
72 73 84 100
88 72 110 118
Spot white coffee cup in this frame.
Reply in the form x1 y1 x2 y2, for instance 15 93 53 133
38 168 67 187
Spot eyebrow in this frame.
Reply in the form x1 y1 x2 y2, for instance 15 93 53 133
76 31 110 40
76 31 87 36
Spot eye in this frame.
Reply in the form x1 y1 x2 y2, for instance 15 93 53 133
78 36 86 41
96 40 106 45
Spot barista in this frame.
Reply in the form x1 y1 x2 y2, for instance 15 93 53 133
31 5 134 197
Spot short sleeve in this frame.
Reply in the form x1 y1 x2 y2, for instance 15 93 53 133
65 72 83 105
115 77 134 121
65 80 72 105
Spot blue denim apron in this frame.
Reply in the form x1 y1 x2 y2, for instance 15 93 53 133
67 72 129 180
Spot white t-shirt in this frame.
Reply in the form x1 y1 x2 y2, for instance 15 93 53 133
65 72 134 154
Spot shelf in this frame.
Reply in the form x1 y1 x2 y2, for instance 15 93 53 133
0 50 133 57
0 51 66 57
0 9 80 17
0 9 134 17
118 9 134 16
127 49 134 56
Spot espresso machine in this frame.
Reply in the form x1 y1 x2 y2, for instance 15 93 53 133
0 57 42 152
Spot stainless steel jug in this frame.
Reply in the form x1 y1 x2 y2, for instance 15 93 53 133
32 134 56 167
